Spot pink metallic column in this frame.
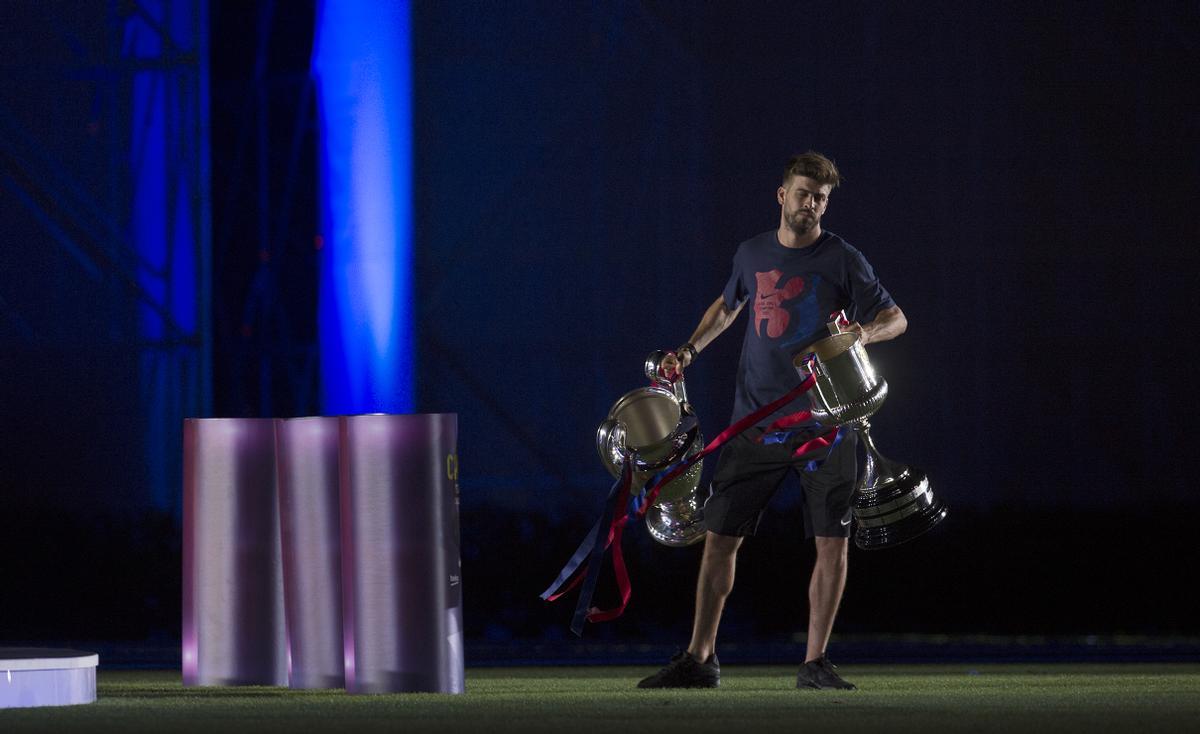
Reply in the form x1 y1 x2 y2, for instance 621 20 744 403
182 418 286 686
339 413 463 694
276 417 344 689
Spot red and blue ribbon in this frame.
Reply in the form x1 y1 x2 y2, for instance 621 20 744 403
542 372 827 635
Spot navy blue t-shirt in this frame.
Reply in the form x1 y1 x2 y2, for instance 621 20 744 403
722 229 896 427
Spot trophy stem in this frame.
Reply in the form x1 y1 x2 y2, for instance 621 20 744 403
853 419 900 489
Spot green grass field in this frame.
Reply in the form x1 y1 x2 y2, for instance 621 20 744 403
2 664 1199 733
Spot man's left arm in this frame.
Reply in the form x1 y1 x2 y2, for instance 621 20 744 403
849 305 907 346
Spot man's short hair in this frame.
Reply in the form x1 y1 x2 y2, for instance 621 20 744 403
783 151 841 189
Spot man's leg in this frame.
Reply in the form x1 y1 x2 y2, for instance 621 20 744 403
805 535 848 662
795 533 855 690
637 530 741 688
638 433 784 688
687 531 743 661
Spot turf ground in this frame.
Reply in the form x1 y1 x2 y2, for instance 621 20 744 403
2 664 1198 733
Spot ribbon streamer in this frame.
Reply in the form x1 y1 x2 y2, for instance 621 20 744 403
538 462 630 606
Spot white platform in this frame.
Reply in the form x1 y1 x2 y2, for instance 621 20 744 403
0 648 98 709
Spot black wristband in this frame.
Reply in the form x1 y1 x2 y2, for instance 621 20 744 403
677 342 697 362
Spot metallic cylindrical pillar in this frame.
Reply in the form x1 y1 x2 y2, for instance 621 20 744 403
276 417 345 689
340 413 463 694
182 418 286 686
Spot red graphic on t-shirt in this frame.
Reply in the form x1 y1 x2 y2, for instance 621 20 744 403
754 270 805 338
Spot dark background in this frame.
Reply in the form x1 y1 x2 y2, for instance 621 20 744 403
2 1 1198 653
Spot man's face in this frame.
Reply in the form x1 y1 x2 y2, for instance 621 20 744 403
777 175 832 236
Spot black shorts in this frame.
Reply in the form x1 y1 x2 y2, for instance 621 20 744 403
702 427 857 538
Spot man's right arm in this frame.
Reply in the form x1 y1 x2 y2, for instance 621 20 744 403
662 295 746 376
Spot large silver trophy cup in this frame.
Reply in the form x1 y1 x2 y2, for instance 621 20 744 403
796 322 948 549
595 352 706 547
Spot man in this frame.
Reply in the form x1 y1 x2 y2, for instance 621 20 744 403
637 152 907 690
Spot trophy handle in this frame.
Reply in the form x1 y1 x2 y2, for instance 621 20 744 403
827 309 850 335
595 418 628 477
645 350 689 408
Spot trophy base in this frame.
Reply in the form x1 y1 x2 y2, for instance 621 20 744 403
852 466 949 550
645 495 707 547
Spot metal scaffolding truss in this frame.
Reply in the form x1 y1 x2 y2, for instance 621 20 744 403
0 0 211 513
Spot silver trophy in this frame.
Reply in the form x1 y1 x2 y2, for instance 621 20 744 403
794 318 948 549
595 352 706 547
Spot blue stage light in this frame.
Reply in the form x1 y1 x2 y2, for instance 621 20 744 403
312 0 414 414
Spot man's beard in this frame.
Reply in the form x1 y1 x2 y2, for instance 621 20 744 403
787 210 817 235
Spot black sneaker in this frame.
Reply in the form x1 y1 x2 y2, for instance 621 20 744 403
796 654 856 690
637 649 720 688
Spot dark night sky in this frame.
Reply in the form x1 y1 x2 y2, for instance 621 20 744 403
412 2 1200 513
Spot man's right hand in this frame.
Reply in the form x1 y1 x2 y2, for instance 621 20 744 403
660 350 692 380
660 294 742 383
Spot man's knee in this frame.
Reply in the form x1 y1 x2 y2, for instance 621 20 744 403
704 531 743 559
698 532 740 598
813 536 848 567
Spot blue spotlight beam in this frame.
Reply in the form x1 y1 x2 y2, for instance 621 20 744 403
312 0 414 415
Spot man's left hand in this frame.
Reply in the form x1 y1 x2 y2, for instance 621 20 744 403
843 321 869 345
844 306 908 347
